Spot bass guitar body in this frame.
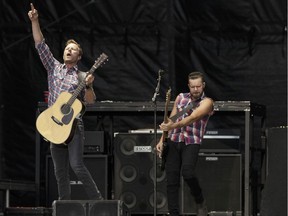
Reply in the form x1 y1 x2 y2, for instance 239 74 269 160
160 135 169 171
36 92 85 144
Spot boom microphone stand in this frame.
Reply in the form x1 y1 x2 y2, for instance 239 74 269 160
151 69 165 216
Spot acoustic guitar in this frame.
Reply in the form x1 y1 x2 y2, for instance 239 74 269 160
36 53 108 144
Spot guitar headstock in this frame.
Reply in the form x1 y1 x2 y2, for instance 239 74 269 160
88 53 109 74
165 87 171 104
94 53 109 67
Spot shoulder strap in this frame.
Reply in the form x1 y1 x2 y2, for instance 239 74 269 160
78 71 87 83
169 96 203 122
169 102 196 122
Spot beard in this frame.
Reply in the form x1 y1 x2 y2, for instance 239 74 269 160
191 91 202 99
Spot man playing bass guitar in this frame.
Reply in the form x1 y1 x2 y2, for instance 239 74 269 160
156 72 214 216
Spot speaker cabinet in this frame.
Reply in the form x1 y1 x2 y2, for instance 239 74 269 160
260 127 287 216
46 155 108 206
181 154 242 215
52 200 130 216
114 133 168 214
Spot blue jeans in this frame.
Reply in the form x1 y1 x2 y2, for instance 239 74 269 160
50 119 103 201
165 140 204 216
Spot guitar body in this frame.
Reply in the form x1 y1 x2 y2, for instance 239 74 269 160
36 92 85 144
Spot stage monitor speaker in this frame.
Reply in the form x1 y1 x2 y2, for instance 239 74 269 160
5 207 52 216
209 212 233 216
260 127 287 216
52 200 130 216
46 155 108 206
114 133 168 214
181 154 242 215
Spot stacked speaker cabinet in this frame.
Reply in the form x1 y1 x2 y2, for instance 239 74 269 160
181 154 242 215
260 127 287 216
113 133 168 214
46 155 108 206
114 133 243 215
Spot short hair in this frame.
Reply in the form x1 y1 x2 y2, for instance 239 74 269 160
188 71 205 82
65 39 83 56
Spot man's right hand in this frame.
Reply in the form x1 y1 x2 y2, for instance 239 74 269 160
28 3 38 21
27 3 44 44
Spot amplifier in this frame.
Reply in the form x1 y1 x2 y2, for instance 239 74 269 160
201 129 241 153
181 154 242 214
84 131 105 153
46 155 108 206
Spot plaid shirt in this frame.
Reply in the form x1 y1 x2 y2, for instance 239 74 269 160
36 40 83 107
169 92 212 145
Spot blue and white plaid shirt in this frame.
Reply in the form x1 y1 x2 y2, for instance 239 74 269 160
36 40 83 107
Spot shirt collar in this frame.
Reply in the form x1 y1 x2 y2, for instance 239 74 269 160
62 64 78 74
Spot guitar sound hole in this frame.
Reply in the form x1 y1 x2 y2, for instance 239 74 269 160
61 104 71 115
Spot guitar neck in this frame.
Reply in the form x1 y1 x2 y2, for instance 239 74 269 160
163 103 170 139
163 130 168 139
67 81 86 106
163 88 171 139
66 53 108 106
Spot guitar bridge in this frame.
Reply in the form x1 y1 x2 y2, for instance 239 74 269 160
51 116 63 126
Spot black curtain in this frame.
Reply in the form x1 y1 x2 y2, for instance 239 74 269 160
0 0 286 207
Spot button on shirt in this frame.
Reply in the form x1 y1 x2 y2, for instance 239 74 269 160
36 40 82 107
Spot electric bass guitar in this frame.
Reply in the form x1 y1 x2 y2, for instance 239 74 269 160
36 53 108 144
160 87 171 171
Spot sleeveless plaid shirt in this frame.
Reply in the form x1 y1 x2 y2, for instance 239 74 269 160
169 92 212 145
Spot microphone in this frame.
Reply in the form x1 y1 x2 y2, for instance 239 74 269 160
152 69 165 102
158 69 166 76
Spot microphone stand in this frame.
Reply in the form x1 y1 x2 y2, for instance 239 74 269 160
151 71 162 216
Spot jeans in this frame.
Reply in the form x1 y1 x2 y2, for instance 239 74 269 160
165 140 204 216
50 119 102 201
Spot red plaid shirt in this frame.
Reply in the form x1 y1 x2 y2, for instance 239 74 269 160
169 92 212 145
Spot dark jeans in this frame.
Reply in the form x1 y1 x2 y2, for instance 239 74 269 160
165 140 204 216
50 119 102 201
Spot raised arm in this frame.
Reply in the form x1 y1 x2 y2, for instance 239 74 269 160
27 3 43 45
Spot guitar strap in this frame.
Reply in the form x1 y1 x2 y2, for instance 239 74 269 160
78 71 87 83
169 99 201 122
78 70 96 103
75 71 87 101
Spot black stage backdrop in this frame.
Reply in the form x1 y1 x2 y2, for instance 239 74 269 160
0 0 286 208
